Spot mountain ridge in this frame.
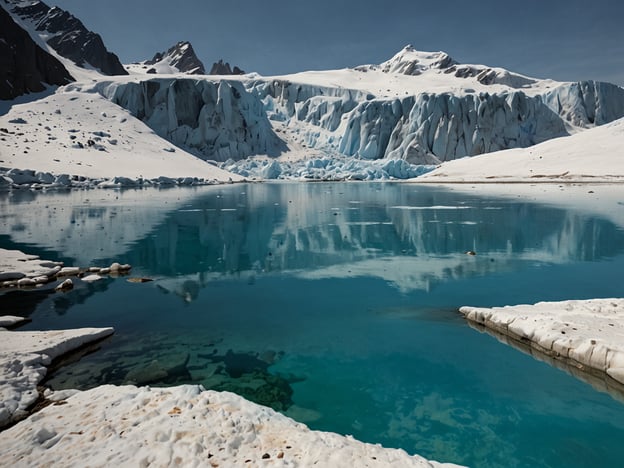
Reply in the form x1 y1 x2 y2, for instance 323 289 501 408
0 4 74 100
5 0 127 76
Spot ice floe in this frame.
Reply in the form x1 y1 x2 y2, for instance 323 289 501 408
460 298 624 389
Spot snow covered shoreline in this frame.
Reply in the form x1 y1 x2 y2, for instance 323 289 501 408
0 325 114 428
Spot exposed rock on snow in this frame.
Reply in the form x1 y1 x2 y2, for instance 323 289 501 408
460 299 624 390
0 383 459 467
378 46 457 75
6 0 127 76
101 78 286 161
0 4 74 100
0 326 114 428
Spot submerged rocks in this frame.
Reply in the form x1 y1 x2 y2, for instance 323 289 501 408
125 353 191 386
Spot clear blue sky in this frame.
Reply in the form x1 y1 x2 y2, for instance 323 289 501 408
51 0 624 85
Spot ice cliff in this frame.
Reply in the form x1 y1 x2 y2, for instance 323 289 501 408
99 79 286 161
247 77 624 165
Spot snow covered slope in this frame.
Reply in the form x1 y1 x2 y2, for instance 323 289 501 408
418 117 624 183
0 87 242 182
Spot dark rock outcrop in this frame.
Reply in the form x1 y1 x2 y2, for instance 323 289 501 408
210 59 245 76
6 0 127 76
0 4 74 100
145 41 205 74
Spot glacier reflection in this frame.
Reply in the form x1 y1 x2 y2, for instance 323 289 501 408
2 183 623 300
7 183 615 300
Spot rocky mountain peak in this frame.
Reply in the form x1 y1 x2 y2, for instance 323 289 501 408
209 59 245 76
145 41 205 75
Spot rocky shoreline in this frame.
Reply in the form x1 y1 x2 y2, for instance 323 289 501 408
0 247 132 290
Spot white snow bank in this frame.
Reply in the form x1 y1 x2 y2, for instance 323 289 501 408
460 299 624 386
418 117 624 183
0 90 242 183
0 327 114 428
0 384 460 468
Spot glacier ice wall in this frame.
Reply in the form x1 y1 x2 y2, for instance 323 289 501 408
542 81 624 127
247 79 624 165
100 79 286 161
379 91 567 164
98 76 624 166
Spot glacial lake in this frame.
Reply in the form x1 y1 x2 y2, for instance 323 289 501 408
1 182 624 467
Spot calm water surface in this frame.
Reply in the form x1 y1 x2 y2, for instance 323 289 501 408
1 182 624 468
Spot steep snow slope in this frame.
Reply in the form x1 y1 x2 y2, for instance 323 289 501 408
418 117 624 182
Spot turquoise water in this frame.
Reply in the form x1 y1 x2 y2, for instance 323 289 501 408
1 182 624 467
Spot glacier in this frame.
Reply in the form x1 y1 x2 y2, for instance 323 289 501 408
97 79 287 162
83 46 624 179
